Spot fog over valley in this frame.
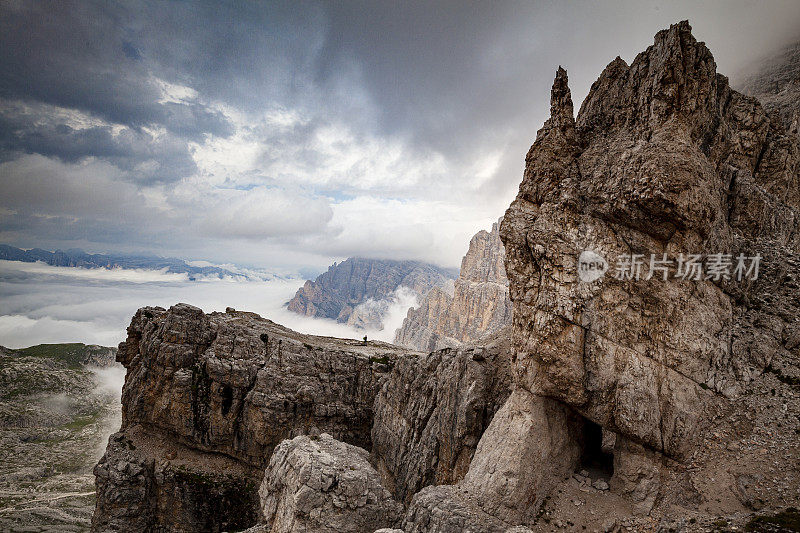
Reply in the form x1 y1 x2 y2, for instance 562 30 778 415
0 259 413 349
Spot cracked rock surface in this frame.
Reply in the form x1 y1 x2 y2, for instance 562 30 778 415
371 331 512 504
395 220 511 352
260 433 403 533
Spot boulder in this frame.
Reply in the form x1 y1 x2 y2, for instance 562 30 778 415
260 434 403 533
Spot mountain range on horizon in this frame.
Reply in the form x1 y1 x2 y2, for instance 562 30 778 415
0 244 286 281
285 257 458 330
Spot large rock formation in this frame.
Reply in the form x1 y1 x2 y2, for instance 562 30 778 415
286 257 456 330
92 303 410 531
92 303 515 532
394 221 511 351
487 18 798 521
259 434 403 533
371 329 512 504
501 18 798 455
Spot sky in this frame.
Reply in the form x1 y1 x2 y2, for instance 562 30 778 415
2 1 800 273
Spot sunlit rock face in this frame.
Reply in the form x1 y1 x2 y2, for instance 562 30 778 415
500 20 799 461
395 220 511 351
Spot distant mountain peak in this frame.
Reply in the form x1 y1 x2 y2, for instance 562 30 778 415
286 257 456 330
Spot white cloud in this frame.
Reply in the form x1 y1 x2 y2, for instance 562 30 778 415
313 196 503 266
0 314 124 348
0 261 415 349
0 260 192 283
193 186 334 239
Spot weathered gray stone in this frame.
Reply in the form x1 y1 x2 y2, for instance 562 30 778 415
459 389 583 524
401 485 507 533
94 304 410 531
371 332 511 504
500 20 799 460
260 434 403 533
116 304 408 467
395 220 511 351
92 426 259 532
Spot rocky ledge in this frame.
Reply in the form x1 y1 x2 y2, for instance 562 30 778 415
92 303 511 531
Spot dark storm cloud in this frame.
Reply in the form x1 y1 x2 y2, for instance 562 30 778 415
311 1 800 185
0 0 234 139
0 102 197 182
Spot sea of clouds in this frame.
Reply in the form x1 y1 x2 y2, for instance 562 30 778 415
0 260 414 349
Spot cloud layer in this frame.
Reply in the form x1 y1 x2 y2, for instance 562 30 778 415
0 261 406 349
2 1 799 271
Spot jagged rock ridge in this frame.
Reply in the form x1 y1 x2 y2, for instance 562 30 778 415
394 220 511 351
286 257 456 330
482 18 799 522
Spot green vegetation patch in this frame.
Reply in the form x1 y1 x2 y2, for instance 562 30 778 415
17 343 96 369
61 411 101 431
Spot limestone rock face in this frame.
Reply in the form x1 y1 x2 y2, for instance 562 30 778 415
395 221 511 351
460 389 583 524
93 303 410 532
370 330 512 504
500 21 799 461
115 304 408 467
259 434 403 533
286 257 455 330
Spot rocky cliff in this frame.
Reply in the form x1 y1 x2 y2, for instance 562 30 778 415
92 304 511 532
486 19 798 526
394 221 511 351
92 303 413 531
286 257 456 330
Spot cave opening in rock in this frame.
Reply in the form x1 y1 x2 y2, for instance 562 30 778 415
221 385 233 416
579 419 614 479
